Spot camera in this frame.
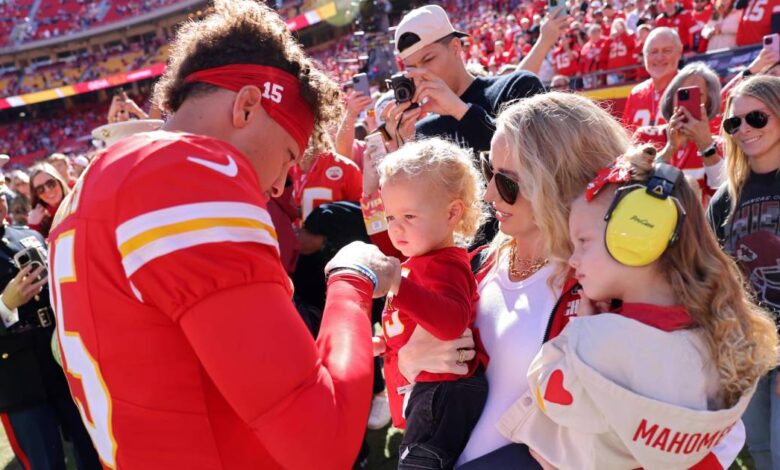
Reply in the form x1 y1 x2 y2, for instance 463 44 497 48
389 73 416 104
678 88 689 101
765 36 773 45
13 246 48 282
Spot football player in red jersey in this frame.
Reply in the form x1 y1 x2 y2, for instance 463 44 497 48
46 1 401 469
622 27 683 132
736 0 780 46
291 149 363 221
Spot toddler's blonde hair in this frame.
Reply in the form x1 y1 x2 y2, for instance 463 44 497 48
378 138 486 246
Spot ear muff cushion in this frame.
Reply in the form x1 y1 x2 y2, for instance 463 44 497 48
605 188 679 267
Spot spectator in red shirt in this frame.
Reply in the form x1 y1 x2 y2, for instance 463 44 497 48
488 39 517 68
690 0 714 51
735 0 780 46
622 27 683 130
553 33 582 77
580 24 609 87
606 18 638 83
656 0 697 50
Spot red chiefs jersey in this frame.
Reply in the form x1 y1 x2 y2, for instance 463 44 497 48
580 38 609 73
622 78 668 132
691 7 713 51
736 0 780 45
47 131 374 469
553 47 580 76
606 32 637 70
291 151 362 221
656 9 697 50
381 247 487 428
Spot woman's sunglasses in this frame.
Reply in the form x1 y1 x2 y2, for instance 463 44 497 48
722 110 770 135
34 179 58 196
479 152 520 205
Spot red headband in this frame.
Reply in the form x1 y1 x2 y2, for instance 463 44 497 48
585 155 632 201
184 64 314 154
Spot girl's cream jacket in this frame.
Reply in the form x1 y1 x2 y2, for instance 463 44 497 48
497 314 753 470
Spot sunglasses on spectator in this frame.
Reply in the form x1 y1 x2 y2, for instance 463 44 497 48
722 110 771 135
34 179 58 195
480 152 520 205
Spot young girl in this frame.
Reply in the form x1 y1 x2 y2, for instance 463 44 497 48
497 145 779 469
375 138 489 469
708 75 780 470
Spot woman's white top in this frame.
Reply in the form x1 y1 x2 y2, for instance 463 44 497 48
456 253 560 466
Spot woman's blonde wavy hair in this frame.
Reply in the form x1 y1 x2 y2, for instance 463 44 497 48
378 138 487 246
722 75 780 216
614 146 779 407
489 92 630 282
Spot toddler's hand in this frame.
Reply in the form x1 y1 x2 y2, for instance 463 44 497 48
576 291 610 317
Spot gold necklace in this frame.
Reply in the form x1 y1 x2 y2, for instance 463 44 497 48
509 240 549 280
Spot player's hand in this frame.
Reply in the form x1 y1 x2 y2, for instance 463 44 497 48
383 100 423 145
677 104 713 152
407 68 470 120
27 205 48 225
2 264 47 311
397 326 475 382
345 90 373 118
372 336 386 357
325 241 401 298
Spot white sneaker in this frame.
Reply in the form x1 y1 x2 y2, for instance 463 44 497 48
367 391 391 430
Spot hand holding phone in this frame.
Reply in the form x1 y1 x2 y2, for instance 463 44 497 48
352 73 371 97
14 246 49 283
764 33 780 56
676 86 702 121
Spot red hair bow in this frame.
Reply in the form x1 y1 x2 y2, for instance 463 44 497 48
585 157 632 201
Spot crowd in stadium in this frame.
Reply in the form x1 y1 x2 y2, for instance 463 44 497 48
0 0 780 468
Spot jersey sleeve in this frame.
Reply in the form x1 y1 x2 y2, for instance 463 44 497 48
393 252 476 340
113 137 289 319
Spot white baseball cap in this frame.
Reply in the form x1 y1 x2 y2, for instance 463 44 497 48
394 5 468 60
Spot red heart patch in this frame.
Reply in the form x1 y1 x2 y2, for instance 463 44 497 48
544 369 573 406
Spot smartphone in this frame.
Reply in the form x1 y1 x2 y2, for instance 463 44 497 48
548 0 569 18
352 73 370 97
764 33 780 55
362 133 389 235
14 246 48 282
676 86 701 121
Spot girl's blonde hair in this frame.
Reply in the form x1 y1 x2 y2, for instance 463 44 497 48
722 75 780 216
491 92 630 281
378 138 486 246
609 146 779 407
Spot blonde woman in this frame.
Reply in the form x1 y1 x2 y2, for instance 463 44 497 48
392 92 747 468
708 75 780 470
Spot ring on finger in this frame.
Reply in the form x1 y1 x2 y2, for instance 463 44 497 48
456 348 468 366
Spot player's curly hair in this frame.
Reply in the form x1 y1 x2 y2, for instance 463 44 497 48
153 0 342 150
602 145 779 407
377 138 487 246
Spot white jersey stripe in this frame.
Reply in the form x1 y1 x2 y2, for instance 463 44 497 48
116 202 274 245
121 226 279 277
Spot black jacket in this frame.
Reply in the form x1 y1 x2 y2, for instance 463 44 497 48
0 224 70 411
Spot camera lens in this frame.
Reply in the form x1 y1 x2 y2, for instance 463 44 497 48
765 37 773 45
679 89 689 100
19 254 29 265
397 88 410 102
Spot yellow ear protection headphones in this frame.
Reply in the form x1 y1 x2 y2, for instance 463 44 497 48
603 163 687 267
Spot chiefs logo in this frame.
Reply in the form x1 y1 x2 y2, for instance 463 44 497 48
737 232 780 311
325 166 344 181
